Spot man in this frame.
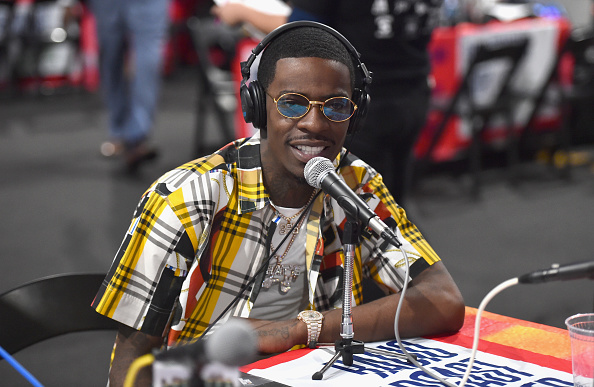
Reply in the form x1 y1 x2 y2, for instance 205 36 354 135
93 23 464 386
61 0 167 172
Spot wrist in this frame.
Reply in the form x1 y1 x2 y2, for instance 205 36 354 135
297 310 324 348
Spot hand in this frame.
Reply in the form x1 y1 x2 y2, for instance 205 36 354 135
210 3 249 27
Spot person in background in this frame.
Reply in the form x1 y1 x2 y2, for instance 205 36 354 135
92 23 464 386
212 0 443 204
62 0 169 173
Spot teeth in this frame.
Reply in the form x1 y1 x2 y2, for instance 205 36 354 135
295 145 325 155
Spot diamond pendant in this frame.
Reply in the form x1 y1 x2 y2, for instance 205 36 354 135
262 277 272 288
262 259 280 288
262 261 301 293
280 281 291 293
278 220 293 235
262 276 278 289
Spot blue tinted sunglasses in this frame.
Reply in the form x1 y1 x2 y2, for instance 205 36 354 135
270 92 357 123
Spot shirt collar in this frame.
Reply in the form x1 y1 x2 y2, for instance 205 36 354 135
235 131 344 214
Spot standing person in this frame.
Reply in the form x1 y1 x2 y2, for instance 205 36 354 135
212 0 442 204
87 0 169 172
289 0 443 204
92 22 464 386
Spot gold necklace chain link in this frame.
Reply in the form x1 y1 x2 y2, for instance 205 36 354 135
271 189 317 236
263 189 317 293
270 210 307 264
270 189 317 221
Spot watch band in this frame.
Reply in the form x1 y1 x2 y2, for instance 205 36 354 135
298 310 324 348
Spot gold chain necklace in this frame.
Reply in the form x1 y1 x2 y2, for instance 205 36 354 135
263 189 317 293
270 189 317 235
262 213 307 293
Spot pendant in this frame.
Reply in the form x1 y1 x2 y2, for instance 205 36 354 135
263 260 280 289
280 281 291 293
278 219 293 235
280 265 300 293
262 276 278 289
261 262 301 293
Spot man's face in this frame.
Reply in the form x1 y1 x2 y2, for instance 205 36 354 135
260 57 352 186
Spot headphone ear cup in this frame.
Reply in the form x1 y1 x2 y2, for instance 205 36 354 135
240 80 267 130
348 89 370 134
249 80 267 130
240 82 255 124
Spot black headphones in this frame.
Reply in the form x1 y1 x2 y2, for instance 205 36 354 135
239 21 372 134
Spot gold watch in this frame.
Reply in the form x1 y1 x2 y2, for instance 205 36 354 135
297 310 324 348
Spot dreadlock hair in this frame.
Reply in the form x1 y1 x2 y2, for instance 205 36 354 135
257 26 356 93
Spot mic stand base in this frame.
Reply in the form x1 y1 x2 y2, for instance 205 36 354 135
312 339 413 380
311 218 415 381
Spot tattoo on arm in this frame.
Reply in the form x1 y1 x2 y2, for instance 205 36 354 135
258 326 290 339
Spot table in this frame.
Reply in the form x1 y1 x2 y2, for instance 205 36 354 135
240 306 573 386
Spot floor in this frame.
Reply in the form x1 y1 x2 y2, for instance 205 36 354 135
1 66 593 386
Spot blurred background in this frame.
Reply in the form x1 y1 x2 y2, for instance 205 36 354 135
0 0 593 385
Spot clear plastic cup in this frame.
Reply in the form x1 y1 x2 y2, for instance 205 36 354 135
566 313 594 387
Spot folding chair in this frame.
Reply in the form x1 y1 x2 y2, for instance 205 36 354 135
0 273 117 356
415 37 529 198
554 30 594 173
516 28 594 179
0 0 15 95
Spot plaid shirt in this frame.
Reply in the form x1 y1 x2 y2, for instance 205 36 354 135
92 132 441 345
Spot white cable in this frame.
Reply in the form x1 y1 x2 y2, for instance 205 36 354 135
393 248 458 387
393 251 520 387
457 277 519 386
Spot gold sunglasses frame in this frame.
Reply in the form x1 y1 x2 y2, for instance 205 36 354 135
269 92 358 123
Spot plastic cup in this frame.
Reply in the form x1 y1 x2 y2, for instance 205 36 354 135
566 313 594 387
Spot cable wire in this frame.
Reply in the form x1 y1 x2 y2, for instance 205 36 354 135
124 353 155 387
458 277 519 386
0 345 44 387
393 265 519 387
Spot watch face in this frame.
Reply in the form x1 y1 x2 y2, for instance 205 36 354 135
301 310 321 320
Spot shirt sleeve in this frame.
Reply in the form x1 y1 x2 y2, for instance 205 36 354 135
92 187 192 336
332 157 440 293
362 171 440 288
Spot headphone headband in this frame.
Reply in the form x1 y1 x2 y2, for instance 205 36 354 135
240 21 372 133
241 21 372 84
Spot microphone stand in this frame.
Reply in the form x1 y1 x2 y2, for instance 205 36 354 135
312 215 412 380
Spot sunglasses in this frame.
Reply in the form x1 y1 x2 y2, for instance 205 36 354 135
270 92 357 123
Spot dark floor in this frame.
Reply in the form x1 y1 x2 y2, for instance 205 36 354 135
1 67 593 386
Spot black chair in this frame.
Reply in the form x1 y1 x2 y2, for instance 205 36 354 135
414 37 530 198
554 30 594 171
0 273 118 356
11 0 83 95
0 0 19 97
516 29 594 179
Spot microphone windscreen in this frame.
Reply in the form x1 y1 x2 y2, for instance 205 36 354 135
304 157 334 188
206 318 258 367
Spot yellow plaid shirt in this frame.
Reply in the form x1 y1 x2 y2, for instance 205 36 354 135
92 132 441 345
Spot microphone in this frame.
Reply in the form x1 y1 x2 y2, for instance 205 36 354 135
153 319 257 386
518 260 594 284
304 157 401 247
155 318 257 365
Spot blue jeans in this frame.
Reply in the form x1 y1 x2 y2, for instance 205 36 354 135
88 0 169 145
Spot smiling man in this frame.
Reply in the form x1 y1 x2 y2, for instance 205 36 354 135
92 22 465 386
